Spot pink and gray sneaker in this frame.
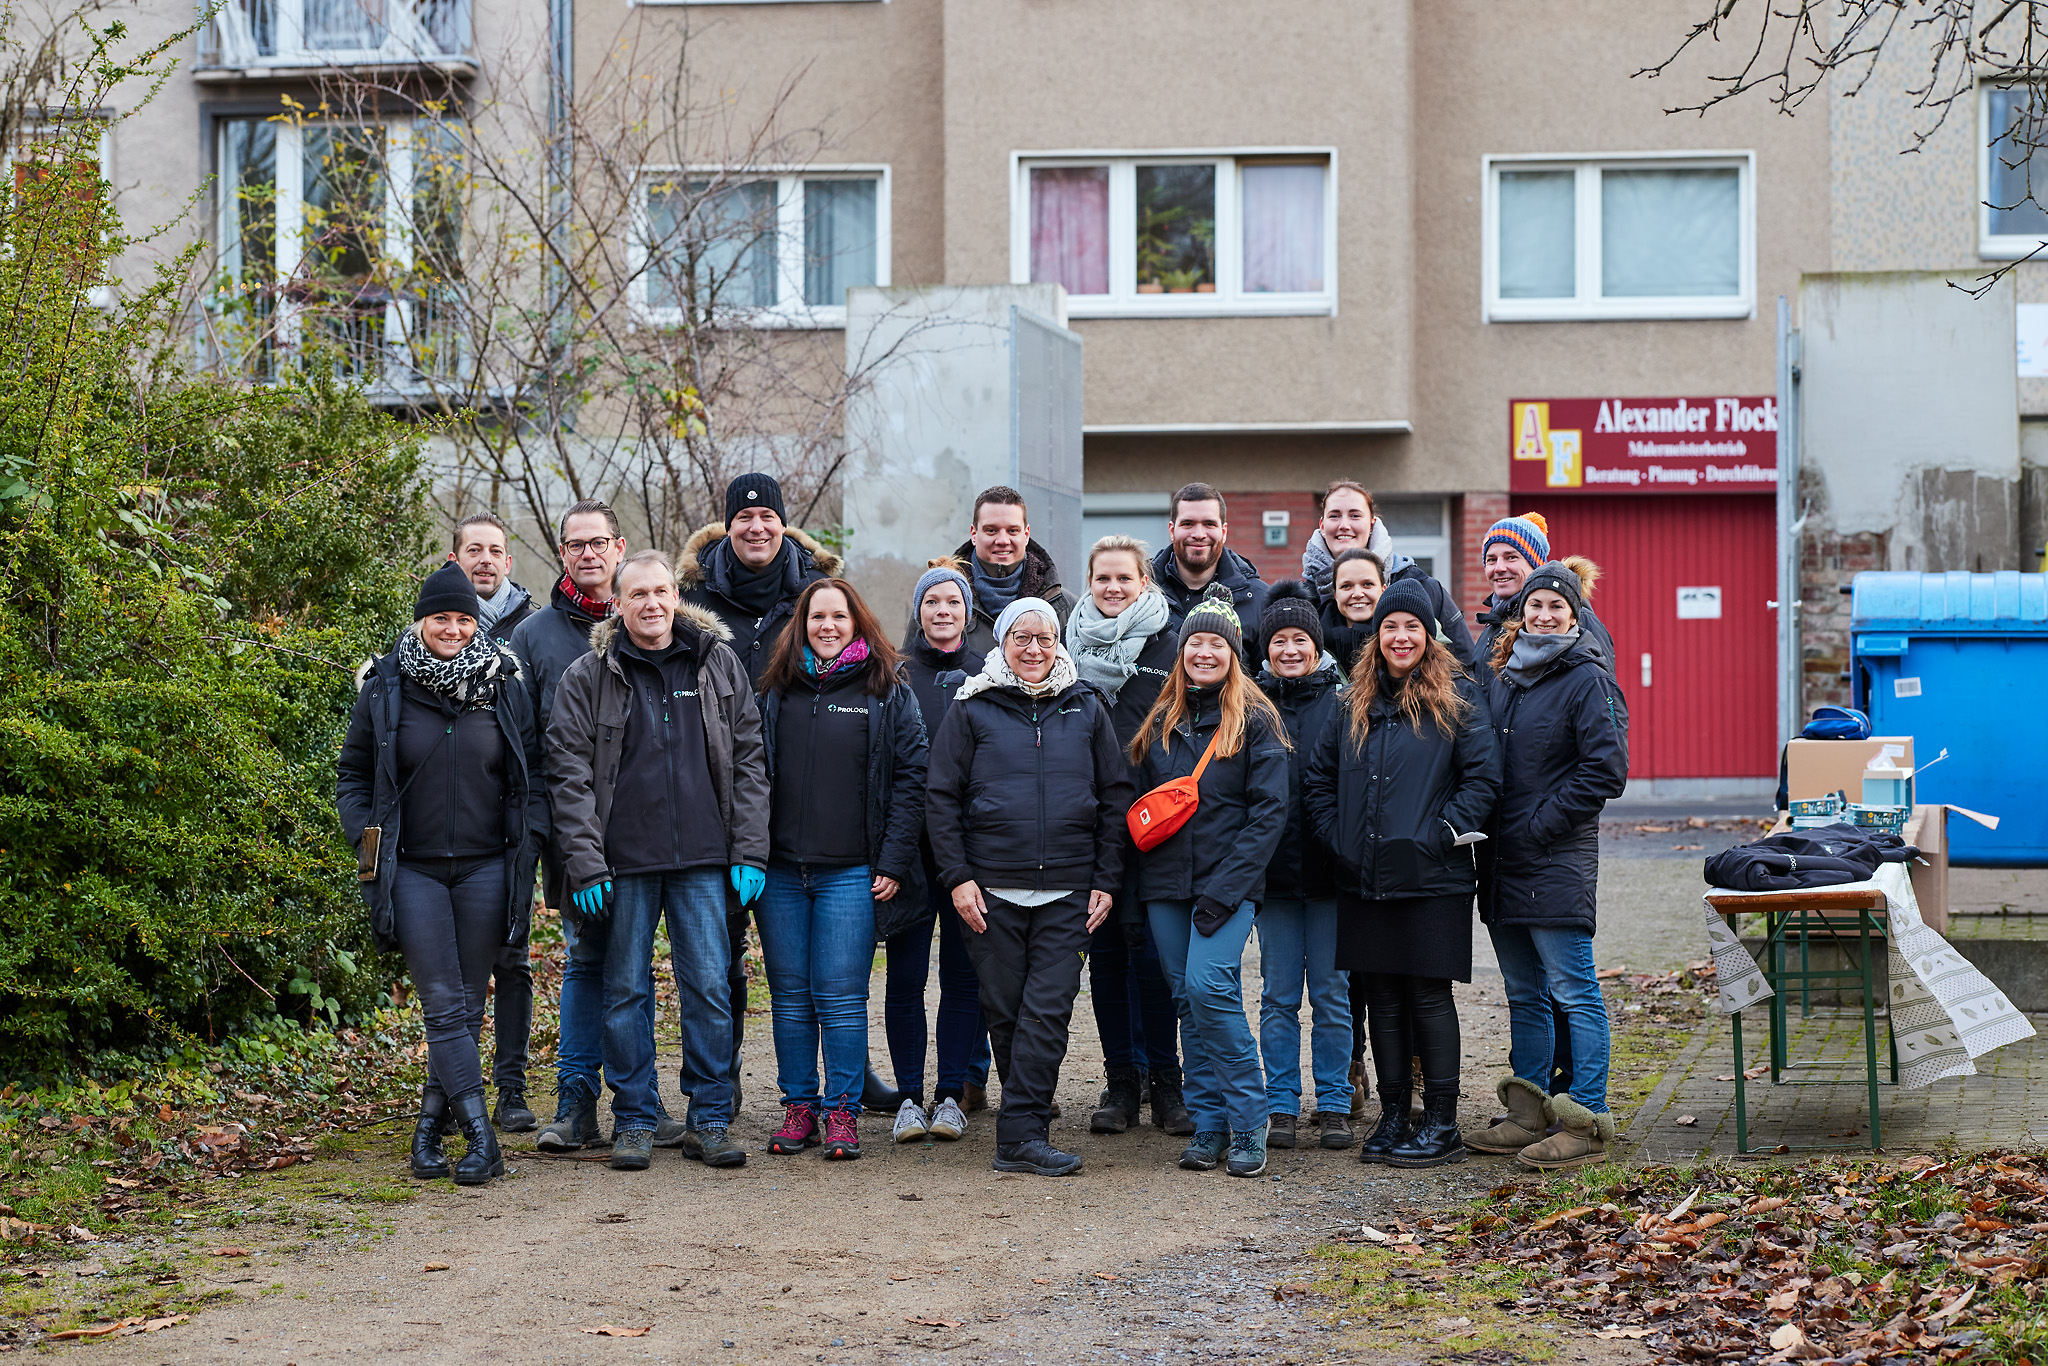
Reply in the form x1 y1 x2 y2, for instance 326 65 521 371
821 1106 861 1160
768 1103 819 1155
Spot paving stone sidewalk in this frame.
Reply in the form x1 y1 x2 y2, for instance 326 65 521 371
1624 1006 2048 1163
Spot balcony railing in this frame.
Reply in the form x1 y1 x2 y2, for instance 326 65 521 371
200 0 471 70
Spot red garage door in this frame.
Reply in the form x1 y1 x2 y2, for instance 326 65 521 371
1519 494 1776 780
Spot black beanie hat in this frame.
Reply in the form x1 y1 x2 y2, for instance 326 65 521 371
1257 579 1324 660
1515 560 1587 620
416 559 483 621
724 472 787 525
1368 577 1438 639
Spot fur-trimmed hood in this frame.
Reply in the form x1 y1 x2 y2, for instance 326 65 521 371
678 521 843 591
587 602 732 659
952 538 1065 617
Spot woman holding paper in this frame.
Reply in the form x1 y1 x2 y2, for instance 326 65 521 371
1467 560 1629 1171
1303 579 1498 1170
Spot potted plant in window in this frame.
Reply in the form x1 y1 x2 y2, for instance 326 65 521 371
1160 268 1201 293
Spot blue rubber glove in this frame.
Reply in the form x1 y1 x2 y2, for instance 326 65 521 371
571 879 613 922
731 865 765 907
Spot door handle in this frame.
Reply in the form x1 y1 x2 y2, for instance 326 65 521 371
1640 652 1653 689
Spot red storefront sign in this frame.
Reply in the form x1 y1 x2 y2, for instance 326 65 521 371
1508 396 1778 494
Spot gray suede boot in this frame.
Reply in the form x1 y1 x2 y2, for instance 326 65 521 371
1465 1075 1549 1155
1514 1094 1615 1171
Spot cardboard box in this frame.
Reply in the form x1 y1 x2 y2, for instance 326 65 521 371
1905 803 1948 933
1784 737 1915 806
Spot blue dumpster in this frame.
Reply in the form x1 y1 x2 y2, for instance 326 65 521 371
1850 571 2048 867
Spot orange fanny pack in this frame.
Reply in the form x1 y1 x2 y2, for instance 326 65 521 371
1127 730 1222 852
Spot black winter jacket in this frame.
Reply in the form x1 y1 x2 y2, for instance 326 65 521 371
1479 639 1629 932
1475 596 1617 680
1320 599 1371 677
1132 688 1291 910
1303 672 1500 901
950 539 1075 657
1258 662 1344 901
509 580 609 739
925 679 1131 895
1151 547 1268 647
484 585 538 644
760 663 930 935
905 634 982 735
1385 558 1477 668
679 522 843 686
1102 625 1179 748
336 651 549 953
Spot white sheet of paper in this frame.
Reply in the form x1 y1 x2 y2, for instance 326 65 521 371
1452 831 1487 847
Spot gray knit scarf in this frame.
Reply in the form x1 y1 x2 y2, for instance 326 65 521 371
1063 588 1171 697
1300 519 1396 599
1504 628 1582 689
397 628 519 710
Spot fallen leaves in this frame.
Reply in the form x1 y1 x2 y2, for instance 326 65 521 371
210 1246 251 1257
904 1316 962 1329
579 1324 651 1337
1674 1114 1698 1126
50 1314 188 1340
422 1262 450 1272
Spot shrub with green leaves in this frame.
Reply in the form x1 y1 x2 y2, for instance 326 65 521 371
0 26 432 1062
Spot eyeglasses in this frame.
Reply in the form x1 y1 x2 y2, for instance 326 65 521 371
560 537 617 556
1006 633 1057 651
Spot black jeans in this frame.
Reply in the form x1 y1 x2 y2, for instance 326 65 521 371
1089 865 1180 1075
490 928 531 1091
394 855 508 1101
1357 973 1461 1102
961 890 1089 1145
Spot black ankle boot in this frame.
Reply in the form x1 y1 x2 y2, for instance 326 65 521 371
1386 1090 1466 1169
862 1065 907 1116
1358 1088 1412 1165
410 1088 451 1180
449 1088 504 1186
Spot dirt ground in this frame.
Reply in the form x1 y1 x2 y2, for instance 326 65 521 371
81 953 1650 1366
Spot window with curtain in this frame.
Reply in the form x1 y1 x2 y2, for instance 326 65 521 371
1984 85 2048 252
640 170 886 323
1487 154 1751 320
1017 152 1331 314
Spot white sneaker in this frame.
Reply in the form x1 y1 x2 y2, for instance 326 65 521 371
892 1096 930 1143
927 1096 967 1141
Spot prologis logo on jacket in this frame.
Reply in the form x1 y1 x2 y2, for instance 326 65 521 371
828 703 869 715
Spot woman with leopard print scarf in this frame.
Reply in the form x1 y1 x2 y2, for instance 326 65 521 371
337 561 549 1189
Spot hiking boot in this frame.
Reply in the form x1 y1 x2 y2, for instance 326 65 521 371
821 1106 861 1161
651 1114 692 1149
1358 1089 1412 1165
535 1079 601 1152
1225 1123 1269 1178
608 1128 654 1171
1178 1129 1228 1172
1149 1070 1195 1137
862 1067 906 1116
928 1097 968 1141
1467 1076 1549 1156
492 1087 537 1133
682 1125 747 1168
1317 1111 1355 1150
993 1138 1083 1177
1089 1068 1142 1134
1385 1093 1466 1169
449 1088 505 1186
1515 1095 1615 1172
1348 1058 1368 1121
410 1088 451 1180
768 1103 820 1155
963 1082 988 1113
1267 1113 1298 1150
893 1097 931 1144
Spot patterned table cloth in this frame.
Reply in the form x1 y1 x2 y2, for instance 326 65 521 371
1703 862 2036 1089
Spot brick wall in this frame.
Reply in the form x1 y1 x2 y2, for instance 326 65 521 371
1457 491 1510 624
1220 488 1323 586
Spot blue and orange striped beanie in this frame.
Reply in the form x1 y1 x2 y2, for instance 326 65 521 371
1482 512 1549 567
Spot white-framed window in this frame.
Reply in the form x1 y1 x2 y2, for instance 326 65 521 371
1980 83 2048 259
1482 152 1754 322
1010 150 1335 318
633 167 890 329
9 118 116 308
1376 498 1449 580
210 114 464 388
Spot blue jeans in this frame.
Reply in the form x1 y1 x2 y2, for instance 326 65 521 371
570 867 732 1131
1256 899 1353 1116
1488 922 1611 1113
556 911 659 1104
1148 899 1265 1135
392 855 506 1102
757 863 875 1112
883 886 987 1104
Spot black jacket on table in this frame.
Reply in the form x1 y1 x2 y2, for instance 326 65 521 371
1257 661 1344 901
1478 637 1628 933
1303 670 1500 901
924 678 1131 896
1132 687 1290 910
1151 547 1268 649
336 651 549 954
760 660 930 936
678 522 843 686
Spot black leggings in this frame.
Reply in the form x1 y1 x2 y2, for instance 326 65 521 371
1357 973 1460 1102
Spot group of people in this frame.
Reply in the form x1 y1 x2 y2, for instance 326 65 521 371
335 473 1629 1187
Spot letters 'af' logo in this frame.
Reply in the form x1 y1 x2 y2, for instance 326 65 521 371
1512 402 1550 461
1545 429 1583 488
